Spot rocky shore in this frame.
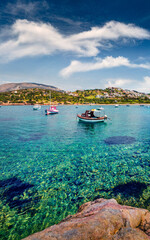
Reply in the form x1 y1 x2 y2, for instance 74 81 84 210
23 198 150 240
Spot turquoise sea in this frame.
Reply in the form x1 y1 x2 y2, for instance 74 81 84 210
0 105 150 239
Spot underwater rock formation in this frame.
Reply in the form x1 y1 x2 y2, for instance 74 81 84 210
23 198 150 240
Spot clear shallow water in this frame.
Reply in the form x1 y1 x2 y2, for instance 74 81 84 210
0 105 150 239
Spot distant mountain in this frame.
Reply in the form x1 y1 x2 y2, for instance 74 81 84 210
0 82 62 92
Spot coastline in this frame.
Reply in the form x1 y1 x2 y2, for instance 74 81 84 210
1 103 150 106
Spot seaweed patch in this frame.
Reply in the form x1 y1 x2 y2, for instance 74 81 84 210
19 132 46 142
0 177 34 211
0 118 16 121
104 136 136 145
112 181 147 198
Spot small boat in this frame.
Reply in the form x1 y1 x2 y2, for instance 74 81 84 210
77 109 107 123
126 104 130 107
45 106 59 115
45 92 59 115
33 104 41 110
115 104 119 108
97 107 104 110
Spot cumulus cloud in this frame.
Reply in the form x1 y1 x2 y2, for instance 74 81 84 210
104 78 133 88
138 76 150 93
0 20 150 62
104 76 150 93
60 56 150 77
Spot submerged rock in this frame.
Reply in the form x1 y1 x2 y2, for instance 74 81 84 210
23 198 150 240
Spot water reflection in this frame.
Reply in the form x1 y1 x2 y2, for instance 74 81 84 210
77 121 107 135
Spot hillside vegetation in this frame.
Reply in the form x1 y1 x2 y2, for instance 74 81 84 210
0 89 78 105
0 87 150 105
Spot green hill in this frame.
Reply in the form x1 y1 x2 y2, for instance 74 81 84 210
0 87 150 105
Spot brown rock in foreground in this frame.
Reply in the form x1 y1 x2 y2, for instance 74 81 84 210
23 198 150 240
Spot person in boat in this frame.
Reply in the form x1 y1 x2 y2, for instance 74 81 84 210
82 110 95 118
90 111 95 117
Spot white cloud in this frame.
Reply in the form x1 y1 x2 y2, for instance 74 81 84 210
0 20 150 62
60 56 150 77
0 80 11 85
70 21 150 41
105 78 133 88
53 16 82 27
104 76 150 93
137 76 150 93
5 1 47 16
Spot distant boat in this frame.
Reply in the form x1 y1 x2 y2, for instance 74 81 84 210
115 104 119 108
126 105 130 107
97 107 104 110
33 104 41 110
77 108 107 123
45 92 59 115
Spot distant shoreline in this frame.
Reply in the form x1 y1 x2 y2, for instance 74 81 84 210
1 103 150 106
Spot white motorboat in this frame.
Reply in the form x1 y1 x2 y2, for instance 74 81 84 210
33 104 41 110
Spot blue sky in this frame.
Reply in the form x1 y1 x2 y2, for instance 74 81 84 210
0 0 150 92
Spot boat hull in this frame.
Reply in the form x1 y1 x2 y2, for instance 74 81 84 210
45 110 59 115
77 115 107 123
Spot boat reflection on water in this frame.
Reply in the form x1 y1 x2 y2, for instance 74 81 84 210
77 117 107 136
